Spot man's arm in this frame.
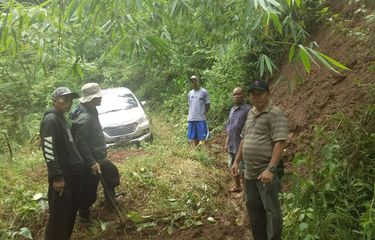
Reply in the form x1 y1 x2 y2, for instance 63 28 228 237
40 115 65 196
258 140 285 183
269 141 285 167
71 114 96 168
205 103 210 113
231 139 243 176
41 116 63 180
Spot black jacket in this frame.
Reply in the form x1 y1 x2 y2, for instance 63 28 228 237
40 109 83 180
71 103 107 168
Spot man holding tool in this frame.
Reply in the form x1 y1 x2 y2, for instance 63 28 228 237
71 82 122 222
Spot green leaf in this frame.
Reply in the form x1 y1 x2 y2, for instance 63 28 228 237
170 0 178 16
270 13 282 35
18 227 32 239
264 54 275 75
136 0 143 9
318 52 350 71
65 0 78 21
307 48 338 74
288 45 295 62
146 35 171 55
299 45 311 73
259 55 265 77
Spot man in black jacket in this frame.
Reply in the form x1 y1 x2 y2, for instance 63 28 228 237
40 87 83 240
71 82 121 222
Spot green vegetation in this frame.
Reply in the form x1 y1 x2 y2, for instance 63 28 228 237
0 0 374 239
0 0 348 154
283 103 375 239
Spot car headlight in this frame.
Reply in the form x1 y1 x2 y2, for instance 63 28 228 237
138 115 149 126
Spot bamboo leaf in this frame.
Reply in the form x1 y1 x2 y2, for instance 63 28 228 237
136 0 142 9
259 55 265 77
264 55 273 75
288 44 295 62
299 45 310 73
270 13 282 35
307 48 339 74
65 0 78 21
318 52 350 71
170 0 178 16
146 35 171 55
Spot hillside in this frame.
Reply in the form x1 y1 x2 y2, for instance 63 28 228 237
272 0 374 165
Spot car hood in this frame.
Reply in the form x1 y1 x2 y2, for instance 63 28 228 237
98 107 145 127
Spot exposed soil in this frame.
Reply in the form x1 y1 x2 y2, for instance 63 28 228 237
271 0 374 171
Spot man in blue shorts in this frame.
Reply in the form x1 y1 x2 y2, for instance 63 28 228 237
187 75 210 146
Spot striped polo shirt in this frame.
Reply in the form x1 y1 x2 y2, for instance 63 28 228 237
240 103 288 180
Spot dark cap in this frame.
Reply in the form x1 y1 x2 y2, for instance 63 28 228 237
249 80 269 92
51 87 79 100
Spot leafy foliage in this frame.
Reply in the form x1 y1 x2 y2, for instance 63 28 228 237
283 104 375 239
0 0 350 153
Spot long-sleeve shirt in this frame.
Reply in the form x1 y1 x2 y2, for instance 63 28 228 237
40 109 83 179
71 103 107 168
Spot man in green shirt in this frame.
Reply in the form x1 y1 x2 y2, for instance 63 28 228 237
231 80 288 240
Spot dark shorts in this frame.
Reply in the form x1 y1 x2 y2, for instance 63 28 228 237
187 121 209 141
228 152 244 175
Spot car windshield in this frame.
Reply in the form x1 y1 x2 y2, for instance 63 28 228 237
97 93 138 114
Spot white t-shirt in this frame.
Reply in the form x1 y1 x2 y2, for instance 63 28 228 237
188 88 210 121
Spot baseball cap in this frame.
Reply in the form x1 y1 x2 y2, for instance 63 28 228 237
190 75 198 81
51 87 79 100
79 83 103 103
249 80 270 92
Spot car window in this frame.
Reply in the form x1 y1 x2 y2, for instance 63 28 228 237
97 93 138 114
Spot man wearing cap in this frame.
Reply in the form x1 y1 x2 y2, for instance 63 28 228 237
40 87 83 239
71 83 121 222
187 75 210 146
231 80 288 240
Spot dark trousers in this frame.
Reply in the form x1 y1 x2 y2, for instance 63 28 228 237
45 174 82 240
79 159 120 209
245 177 283 240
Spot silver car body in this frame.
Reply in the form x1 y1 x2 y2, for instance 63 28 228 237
96 87 152 146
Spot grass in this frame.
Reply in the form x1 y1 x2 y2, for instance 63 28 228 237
0 114 232 239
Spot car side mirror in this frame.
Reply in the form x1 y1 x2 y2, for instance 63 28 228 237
141 101 147 106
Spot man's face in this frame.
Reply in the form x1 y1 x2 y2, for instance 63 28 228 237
232 88 245 106
190 79 199 89
250 90 270 110
54 95 74 113
91 97 102 107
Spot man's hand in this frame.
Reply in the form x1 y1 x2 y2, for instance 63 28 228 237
53 178 65 197
91 162 101 175
258 168 274 184
231 162 239 177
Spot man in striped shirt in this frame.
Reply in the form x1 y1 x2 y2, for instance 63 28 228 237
231 80 288 240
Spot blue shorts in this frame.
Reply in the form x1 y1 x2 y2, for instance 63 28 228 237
187 121 209 141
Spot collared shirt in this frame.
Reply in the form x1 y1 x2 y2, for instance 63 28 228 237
226 103 251 154
188 88 210 121
241 103 288 180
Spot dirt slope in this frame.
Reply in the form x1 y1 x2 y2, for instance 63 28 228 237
271 0 374 164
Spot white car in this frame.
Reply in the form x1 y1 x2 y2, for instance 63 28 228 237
96 87 152 146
